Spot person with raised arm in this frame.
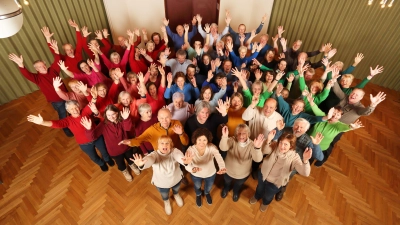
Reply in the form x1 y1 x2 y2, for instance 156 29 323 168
130 136 196 215
196 14 229 48
226 41 263 69
145 66 167 114
166 92 195 126
27 100 114 171
9 41 73 137
163 16 198 51
219 125 263 202
164 71 199 104
226 10 267 54
53 76 88 109
113 28 142 56
165 49 193 77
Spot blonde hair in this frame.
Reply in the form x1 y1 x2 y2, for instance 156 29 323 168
342 74 354 81
158 135 174 149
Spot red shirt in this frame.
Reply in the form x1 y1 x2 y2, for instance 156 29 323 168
146 85 166 114
19 54 67 102
51 107 93 144
85 117 132 156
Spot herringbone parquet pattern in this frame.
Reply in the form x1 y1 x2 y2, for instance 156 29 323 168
0 82 399 225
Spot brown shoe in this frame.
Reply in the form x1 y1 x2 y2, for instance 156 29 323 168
260 204 268 212
275 186 287 201
249 196 258 205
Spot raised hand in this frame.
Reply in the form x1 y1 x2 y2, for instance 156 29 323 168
102 29 109 38
90 86 98 99
88 102 99 114
280 38 287 47
57 60 68 71
261 13 267 23
331 67 340 80
221 126 229 137
76 81 88 94
350 119 364 129
277 118 286 130
53 76 63 89
239 35 245 43
94 30 103 40
277 25 285 37
275 83 284 96
182 151 194 165
370 65 384 77
310 132 324 145
253 134 265 148
160 25 166 33
252 58 261 66
119 139 132 146
121 107 130 119
49 39 59 54
215 99 228 116
81 26 91 37
167 72 173 84
172 124 183 135
80 116 92 130
207 70 214 81
130 153 147 167
370 92 386 107
190 77 197 87
187 104 195 114
216 168 227 174
322 58 331 69
326 79 335 89
127 29 134 38
267 129 277 141
196 14 202 24
354 53 364 66
141 28 147 35
275 71 285 81
9 53 24 67
303 147 312 162
278 53 285 59
255 69 262 81
251 95 259 106
41 26 54 41
286 73 295 83
27 114 44 125
133 28 140 36
226 42 233 52
183 24 189 32
233 81 239 93
68 19 79 30
327 107 335 120
204 23 211 33
327 48 337 59
272 34 278 43
320 43 332 53
157 65 165 76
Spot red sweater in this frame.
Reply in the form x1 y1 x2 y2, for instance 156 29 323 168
48 31 84 74
113 37 141 56
19 54 67 102
51 106 93 144
85 117 132 156
147 85 166 114
100 49 130 73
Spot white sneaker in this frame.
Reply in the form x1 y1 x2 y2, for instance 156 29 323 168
129 164 141 175
174 194 184 207
164 200 172 215
121 169 133 182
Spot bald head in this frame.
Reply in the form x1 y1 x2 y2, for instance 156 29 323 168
263 98 278 117
158 108 172 129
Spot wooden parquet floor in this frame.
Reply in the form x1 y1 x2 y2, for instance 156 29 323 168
0 82 400 225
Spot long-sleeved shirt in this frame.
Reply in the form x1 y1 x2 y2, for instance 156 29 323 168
140 148 185 188
85 117 132 156
165 59 192 77
185 144 225 178
146 85 166 114
219 137 263 179
242 88 273 108
55 89 88 109
197 25 229 47
225 107 246 136
73 63 111 88
100 49 130 73
229 50 259 68
260 143 310 188
308 121 351 151
166 25 197 50
129 120 189 151
51 107 94 144
299 76 330 114
276 95 324 127
201 81 233 101
19 54 67 103
167 103 193 126
242 107 283 139
228 23 263 54
164 83 200 104
184 113 228 146
332 82 375 124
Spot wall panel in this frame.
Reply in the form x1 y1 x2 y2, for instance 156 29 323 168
0 0 110 104
266 0 400 90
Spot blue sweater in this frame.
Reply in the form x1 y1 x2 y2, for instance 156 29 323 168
229 50 259 68
228 23 264 54
164 83 200 104
166 25 197 51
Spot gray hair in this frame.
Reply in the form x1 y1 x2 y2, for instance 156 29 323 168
138 103 151 115
234 124 250 137
65 100 80 110
176 49 187 57
294 118 310 131
195 101 211 116
172 92 185 102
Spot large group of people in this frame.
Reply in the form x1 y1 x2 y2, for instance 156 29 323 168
10 10 386 215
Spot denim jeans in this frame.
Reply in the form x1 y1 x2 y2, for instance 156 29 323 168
191 173 216 196
111 148 134 171
51 101 73 137
156 181 181 201
254 170 281 205
223 174 249 195
79 135 110 166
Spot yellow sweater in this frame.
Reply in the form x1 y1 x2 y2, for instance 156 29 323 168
129 120 189 150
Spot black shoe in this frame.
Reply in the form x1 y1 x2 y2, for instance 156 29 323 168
221 189 228 198
100 163 108 172
196 195 202 208
275 186 286 201
205 193 212 205
314 160 324 167
251 170 258 180
106 160 115 167
232 194 239 202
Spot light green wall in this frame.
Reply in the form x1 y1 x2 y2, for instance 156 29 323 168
266 0 400 91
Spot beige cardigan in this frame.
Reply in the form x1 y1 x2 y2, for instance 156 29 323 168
260 142 310 188
219 136 263 179
186 144 226 178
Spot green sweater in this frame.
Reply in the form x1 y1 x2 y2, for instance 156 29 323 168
308 122 350 150
299 76 330 114
243 88 273 107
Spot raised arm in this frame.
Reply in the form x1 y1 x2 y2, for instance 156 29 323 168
58 60 74 78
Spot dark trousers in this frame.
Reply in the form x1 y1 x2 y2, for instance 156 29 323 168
111 148 134 171
314 132 344 166
223 174 248 195
51 101 73 137
79 135 110 166
254 170 282 205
